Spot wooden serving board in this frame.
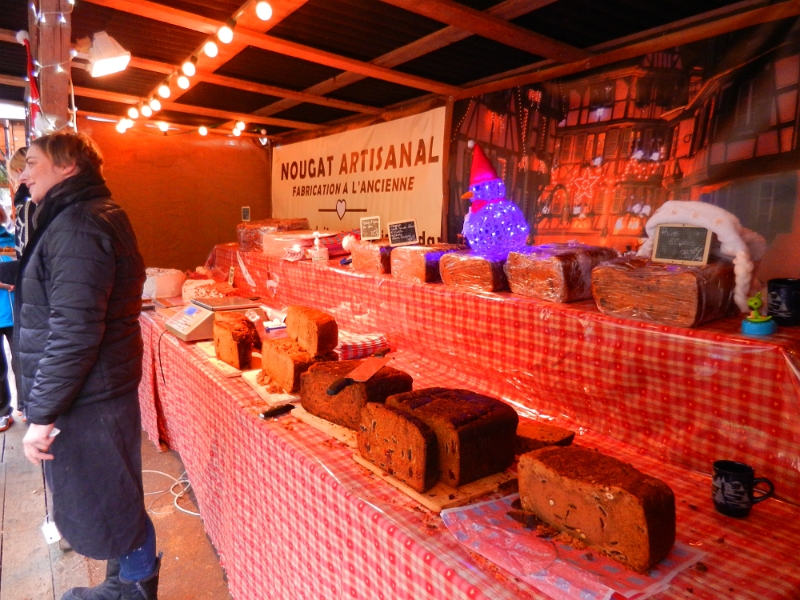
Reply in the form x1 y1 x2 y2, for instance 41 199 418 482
241 370 299 407
352 454 517 513
290 406 357 448
195 341 261 378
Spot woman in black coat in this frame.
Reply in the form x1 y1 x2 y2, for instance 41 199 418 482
17 131 160 600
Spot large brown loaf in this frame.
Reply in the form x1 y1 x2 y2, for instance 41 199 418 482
386 388 518 487
391 245 464 283
261 338 337 393
300 360 414 429
350 238 393 275
358 403 439 493
591 257 736 327
505 243 618 302
286 306 338 356
518 446 676 573
439 251 508 292
213 312 261 370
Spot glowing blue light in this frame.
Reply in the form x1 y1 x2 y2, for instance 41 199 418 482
469 179 506 202
463 200 529 256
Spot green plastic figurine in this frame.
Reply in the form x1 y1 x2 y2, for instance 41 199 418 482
746 292 772 323
741 291 777 335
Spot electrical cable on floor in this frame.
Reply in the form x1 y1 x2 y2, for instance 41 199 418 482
142 469 201 517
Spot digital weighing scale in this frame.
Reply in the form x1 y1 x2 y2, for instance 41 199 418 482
165 296 264 342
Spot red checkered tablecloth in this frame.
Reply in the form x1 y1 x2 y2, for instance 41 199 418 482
210 245 800 505
138 311 800 599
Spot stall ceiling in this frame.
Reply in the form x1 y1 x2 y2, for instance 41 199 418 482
0 0 797 140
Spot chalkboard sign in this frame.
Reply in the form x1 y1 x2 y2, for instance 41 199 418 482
360 216 381 241
651 224 712 266
387 219 418 247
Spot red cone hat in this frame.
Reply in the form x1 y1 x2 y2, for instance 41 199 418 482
469 144 498 186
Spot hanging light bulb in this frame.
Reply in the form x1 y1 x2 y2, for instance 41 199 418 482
203 40 219 58
198 126 208 136
140 104 152 118
116 120 127 133
149 98 161 112
127 106 139 119
177 75 190 89
218 19 235 44
158 83 171 98
182 56 197 77
157 121 169 132
235 120 246 131
59 13 67 24
255 1 273 20
232 128 241 137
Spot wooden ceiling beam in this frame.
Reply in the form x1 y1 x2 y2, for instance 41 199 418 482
78 109 268 138
82 0 459 95
0 28 20 44
256 0 553 117
72 85 320 129
121 56 381 114
456 0 800 99
0 74 27 88
377 0 590 63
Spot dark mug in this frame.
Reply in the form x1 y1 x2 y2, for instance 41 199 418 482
712 460 774 518
767 278 800 326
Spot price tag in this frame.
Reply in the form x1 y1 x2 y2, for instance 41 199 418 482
42 517 61 544
651 224 712 266
387 219 418 247
228 266 235 285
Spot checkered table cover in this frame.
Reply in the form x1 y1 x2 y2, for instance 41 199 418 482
139 311 800 600
211 245 800 505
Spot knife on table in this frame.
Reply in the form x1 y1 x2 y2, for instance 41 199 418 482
326 348 391 396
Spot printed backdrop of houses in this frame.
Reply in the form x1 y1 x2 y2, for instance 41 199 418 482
447 16 800 282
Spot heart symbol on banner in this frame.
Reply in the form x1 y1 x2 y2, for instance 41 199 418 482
336 199 347 220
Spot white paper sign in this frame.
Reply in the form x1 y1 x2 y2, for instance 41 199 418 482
272 107 446 240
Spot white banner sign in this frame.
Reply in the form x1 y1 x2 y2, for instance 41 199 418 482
272 107 446 241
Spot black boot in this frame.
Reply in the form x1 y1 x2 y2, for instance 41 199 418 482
119 556 160 600
61 558 121 600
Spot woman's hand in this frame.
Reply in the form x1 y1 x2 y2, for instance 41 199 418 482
23 423 56 465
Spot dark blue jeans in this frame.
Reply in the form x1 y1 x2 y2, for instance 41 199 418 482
0 325 14 417
119 516 157 581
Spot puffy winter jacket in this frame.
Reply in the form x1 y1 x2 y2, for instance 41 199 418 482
14 172 146 425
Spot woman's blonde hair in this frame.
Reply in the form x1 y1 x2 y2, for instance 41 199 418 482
7 147 28 188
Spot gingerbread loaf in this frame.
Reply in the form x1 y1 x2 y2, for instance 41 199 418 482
261 338 337 393
505 243 618 302
237 218 310 252
358 403 439 493
391 244 464 283
300 360 413 429
286 305 338 356
386 388 518 487
516 420 575 454
350 238 393 275
518 446 676 573
213 312 261 370
591 257 736 327
439 251 508 292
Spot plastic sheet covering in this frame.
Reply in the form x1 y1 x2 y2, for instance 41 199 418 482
236 218 310 252
211 245 800 506
349 237 393 275
441 495 705 600
439 250 508 292
390 244 464 283
505 242 618 303
591 257 737 328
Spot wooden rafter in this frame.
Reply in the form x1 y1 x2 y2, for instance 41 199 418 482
457 0 800 99
78 109 268 138
0 28 19 44
257 0 555 117
377 0 590 63
122 56 381 114
82 0 459 95
72 85 320 129
0 74 27 88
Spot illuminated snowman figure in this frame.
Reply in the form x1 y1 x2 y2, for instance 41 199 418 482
461 142 529 257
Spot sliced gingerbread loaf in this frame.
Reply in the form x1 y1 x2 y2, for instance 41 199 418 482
358 403 439 493
518 446 675 573
213 312 261 370
286 305 339 356
386 388 518 487
261 338 337 393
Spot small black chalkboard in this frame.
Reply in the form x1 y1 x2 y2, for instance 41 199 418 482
360 216 381 241
387 219 418 247
651 223 712 266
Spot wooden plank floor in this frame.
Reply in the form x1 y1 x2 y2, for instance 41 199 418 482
0 418 232 600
